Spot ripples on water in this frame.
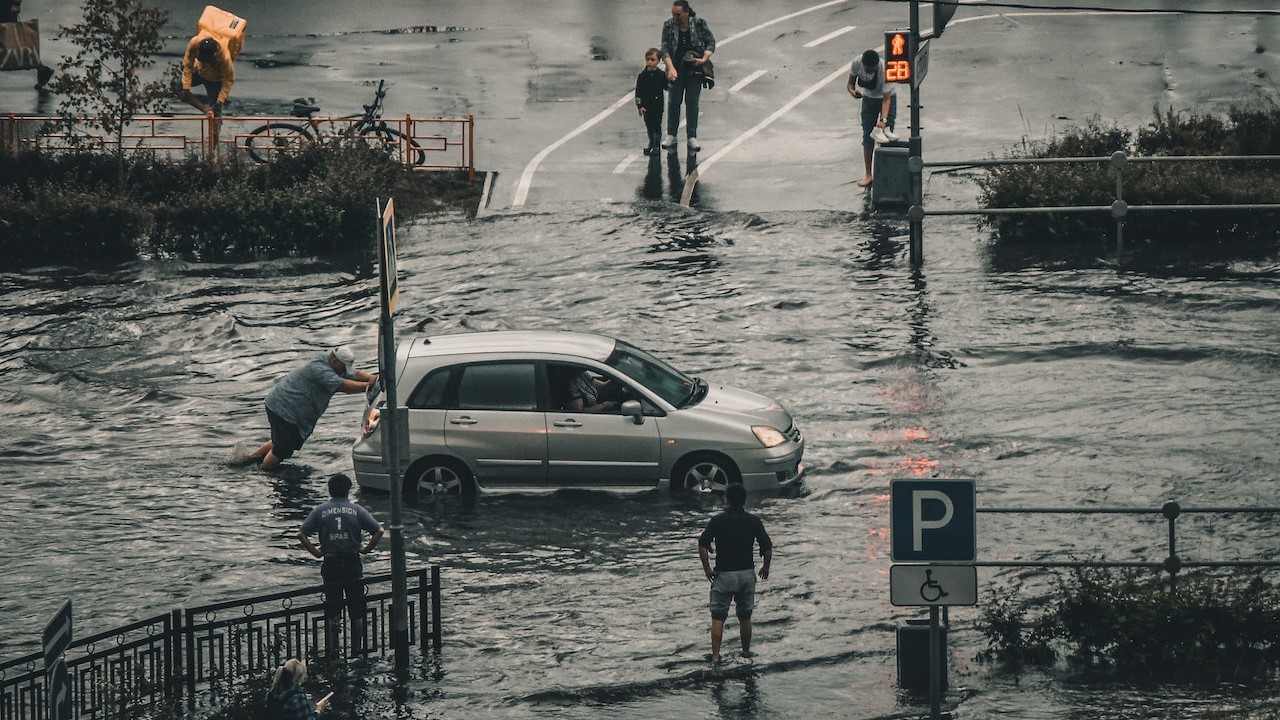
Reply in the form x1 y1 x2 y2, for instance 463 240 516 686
2 205 1279 718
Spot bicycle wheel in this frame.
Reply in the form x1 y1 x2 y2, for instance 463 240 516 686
244 122 313 163
360 127 426 166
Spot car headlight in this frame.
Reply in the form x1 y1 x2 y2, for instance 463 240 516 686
361 407 381 439
752 426 786 448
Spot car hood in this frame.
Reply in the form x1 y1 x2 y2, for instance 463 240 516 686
694 383 794 428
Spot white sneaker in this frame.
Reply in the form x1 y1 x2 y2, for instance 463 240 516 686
882 127 900 142
661 134 676 149
870 126 890 144
687 137 701 152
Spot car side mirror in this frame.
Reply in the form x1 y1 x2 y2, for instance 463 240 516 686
620 399 644 425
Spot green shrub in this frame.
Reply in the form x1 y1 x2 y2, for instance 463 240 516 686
978 568 1280 682
0 144 480 269
0 183 149 266
976 104 1280 269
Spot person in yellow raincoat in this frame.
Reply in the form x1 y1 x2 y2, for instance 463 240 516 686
179 34 234 115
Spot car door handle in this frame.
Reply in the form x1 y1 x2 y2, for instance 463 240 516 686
450 417 479 425
553 419 583 428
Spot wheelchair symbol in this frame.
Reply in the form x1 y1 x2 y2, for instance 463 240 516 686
919 569 949 603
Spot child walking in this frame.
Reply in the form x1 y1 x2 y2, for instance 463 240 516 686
635 48 668 155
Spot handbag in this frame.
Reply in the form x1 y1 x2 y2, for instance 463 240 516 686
0 19 41 71
682 49 715 89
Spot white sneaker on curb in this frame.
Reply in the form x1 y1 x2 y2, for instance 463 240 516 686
661 134 676 149
687 137 701 152
870 127 890 144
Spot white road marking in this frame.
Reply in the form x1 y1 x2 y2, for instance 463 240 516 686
729 69 768 94
613 154 640 174
512 0 850 209
681 65 850 206
804 25 856 48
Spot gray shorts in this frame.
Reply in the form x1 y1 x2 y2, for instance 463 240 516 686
709 569 756 621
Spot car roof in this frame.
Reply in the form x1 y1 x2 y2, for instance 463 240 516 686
407 330 618 363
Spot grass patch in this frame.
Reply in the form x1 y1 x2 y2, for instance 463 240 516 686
0 144 482 269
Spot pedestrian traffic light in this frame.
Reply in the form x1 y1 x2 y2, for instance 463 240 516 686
934 0 959 38
884 31 912 84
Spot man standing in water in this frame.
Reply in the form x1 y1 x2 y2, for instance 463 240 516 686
698 483 773 664
297 473 384 658
246 346 376 471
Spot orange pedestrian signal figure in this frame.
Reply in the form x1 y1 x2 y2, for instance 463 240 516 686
884 31 912 83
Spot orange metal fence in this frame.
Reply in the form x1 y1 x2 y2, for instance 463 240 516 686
1 112 475 179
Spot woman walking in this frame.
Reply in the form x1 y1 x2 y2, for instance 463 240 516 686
660 0 715 152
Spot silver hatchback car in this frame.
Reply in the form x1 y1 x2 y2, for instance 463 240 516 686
351 331 805 499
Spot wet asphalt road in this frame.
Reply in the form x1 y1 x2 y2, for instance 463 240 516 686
3 0 1277 213
3 2 1280 719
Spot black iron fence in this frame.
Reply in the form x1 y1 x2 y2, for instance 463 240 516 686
0 567 441 719
977 502 1280 585
922 152 1280 258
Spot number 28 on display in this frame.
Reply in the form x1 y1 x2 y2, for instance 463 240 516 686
884 31 912 83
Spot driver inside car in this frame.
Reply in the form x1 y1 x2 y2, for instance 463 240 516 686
567 369 625 413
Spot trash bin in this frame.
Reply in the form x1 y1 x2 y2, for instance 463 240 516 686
872 140 911 207
896 618 947 690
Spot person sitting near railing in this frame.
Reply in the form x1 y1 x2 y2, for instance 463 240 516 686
179 34 234 116
262 659 331 719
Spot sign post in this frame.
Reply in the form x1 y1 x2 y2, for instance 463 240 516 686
377 198 409 679
890 479 976 720
43 600 72 720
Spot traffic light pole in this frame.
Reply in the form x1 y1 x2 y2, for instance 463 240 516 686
908 0 924 269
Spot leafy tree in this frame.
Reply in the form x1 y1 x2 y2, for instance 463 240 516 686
47 0 177 191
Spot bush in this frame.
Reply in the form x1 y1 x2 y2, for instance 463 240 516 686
976 104 1280 269
978 568 1280 682
0 145 480 269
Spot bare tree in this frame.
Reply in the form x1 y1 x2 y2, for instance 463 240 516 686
47 0 177 191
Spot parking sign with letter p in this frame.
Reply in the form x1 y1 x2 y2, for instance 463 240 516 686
890 480 976 562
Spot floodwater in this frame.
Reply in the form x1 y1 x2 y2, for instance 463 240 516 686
4 0 1280 717
3 205 1279 719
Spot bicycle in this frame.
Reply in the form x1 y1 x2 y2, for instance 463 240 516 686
244 79 426 165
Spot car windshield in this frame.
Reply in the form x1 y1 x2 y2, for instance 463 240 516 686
605 341 699 407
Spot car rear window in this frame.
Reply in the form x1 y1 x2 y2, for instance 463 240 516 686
456 363 537 411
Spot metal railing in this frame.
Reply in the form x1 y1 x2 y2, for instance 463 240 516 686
0 566 441 719
921 152 1280 257
976 502 1280 586
0 113 476 179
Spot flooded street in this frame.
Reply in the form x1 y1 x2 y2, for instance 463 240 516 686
4 0 1280 717
3 205 1279 718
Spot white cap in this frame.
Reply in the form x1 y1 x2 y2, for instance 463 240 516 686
331 346 356 367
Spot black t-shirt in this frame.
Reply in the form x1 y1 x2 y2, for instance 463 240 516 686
699 507 772 572
676 29 694 70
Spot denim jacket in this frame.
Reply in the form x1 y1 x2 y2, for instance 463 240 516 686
660 16 716 65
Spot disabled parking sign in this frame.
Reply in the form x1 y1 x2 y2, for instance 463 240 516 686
890 479 975 562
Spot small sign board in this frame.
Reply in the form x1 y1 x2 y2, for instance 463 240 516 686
890 564 977 606
43 600 72 720
378 198 399 319
913 39 930 88
42 600 72 669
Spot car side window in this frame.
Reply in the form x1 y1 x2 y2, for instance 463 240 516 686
406 368 452 409
456 363 537 411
